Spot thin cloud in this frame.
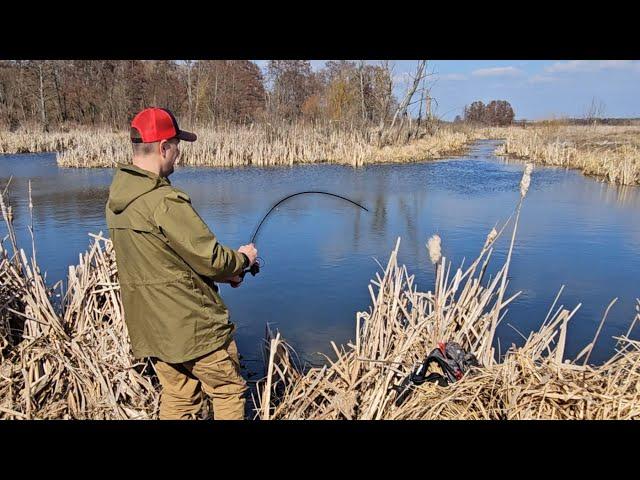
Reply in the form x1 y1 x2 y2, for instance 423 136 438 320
472 66 523 77
440 73 467 81
529 74 556 84
545 60 640 73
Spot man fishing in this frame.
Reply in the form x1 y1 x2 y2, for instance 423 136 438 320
105 107 257 420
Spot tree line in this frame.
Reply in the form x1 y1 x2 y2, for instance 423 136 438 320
0 60 413 131
457 100 515 126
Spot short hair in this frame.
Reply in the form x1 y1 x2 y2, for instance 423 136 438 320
130 127 158 155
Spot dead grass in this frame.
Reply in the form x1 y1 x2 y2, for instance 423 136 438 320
0 185 158 419
253 163 640 420
0 123 475 168
483 125 640 186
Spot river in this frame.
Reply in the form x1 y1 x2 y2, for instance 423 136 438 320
1 140 639 373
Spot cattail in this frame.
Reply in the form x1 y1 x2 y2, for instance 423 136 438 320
520 163 533 197
484 227 498 249
427 234 442 265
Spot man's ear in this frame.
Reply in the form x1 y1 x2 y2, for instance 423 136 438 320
159 139 168 155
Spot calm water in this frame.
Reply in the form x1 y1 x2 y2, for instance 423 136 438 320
1 140 639 371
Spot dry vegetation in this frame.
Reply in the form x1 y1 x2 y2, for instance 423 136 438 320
0 185 158 419
255 244 639 418
0 124 475 168
253 164 640 420
3 124 637 187
485 125 640 186
1 163 639 419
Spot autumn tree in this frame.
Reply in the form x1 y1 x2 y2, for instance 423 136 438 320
193 60 265 124
142 61 185 119
0 61 23 129
0 60 399 131
317 60 396 127
321 60 361 123
464 101 485 124
464 100 514 126
484 100 515 126
266 60 319 122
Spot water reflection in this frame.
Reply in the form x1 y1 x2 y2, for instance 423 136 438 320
1 141 639 366
598 182 640 208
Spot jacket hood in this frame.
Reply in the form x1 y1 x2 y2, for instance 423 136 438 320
108 163 171 214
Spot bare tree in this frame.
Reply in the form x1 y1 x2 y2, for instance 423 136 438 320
389 60 428 129
375 60 394 131
266 60 317 122
185 60 193 127
584 96 606 126
36 62 48 131
415 71 438 137
0 60 401 131
358 60 367 122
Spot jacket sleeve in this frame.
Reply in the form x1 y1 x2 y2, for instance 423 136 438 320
153 189 246 278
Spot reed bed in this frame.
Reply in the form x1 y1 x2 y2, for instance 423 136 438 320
176 123 474 168
0 188 158 419
254 164 640 420
0 129 78 155
485 125 640 186
0 124 474 168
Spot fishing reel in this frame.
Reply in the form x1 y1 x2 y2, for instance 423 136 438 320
229 257 263 288
242 257 262 278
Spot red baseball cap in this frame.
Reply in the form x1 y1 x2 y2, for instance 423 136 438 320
130 107 197 143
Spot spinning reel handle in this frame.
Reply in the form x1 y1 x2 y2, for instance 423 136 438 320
229 258 261 288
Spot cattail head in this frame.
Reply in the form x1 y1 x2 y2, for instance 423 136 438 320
520 163 533 198
484 227 498 249
427 234 442 265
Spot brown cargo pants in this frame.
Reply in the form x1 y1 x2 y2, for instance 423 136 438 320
153 339 248 420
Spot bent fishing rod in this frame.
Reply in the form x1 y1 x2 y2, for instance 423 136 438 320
237 191 369 281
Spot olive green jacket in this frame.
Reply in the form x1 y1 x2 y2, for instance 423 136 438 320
105 163 247 363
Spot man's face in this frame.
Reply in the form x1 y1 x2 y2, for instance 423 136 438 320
159 138 181 177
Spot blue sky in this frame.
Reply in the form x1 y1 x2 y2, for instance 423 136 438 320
254 60 640 121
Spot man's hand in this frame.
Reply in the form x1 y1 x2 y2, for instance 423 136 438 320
238 243 258 266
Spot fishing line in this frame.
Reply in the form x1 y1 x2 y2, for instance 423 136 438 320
237 191 369 282
249 191 369 245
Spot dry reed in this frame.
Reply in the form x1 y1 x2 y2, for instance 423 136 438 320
0 187 158 419
486 125 640 186
254 164 640 420
0 123 474 168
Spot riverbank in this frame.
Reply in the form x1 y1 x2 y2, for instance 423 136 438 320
0 124 477 168
1 189 158 418
3 124 638 187
2 165 638 419
483 125 640 186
